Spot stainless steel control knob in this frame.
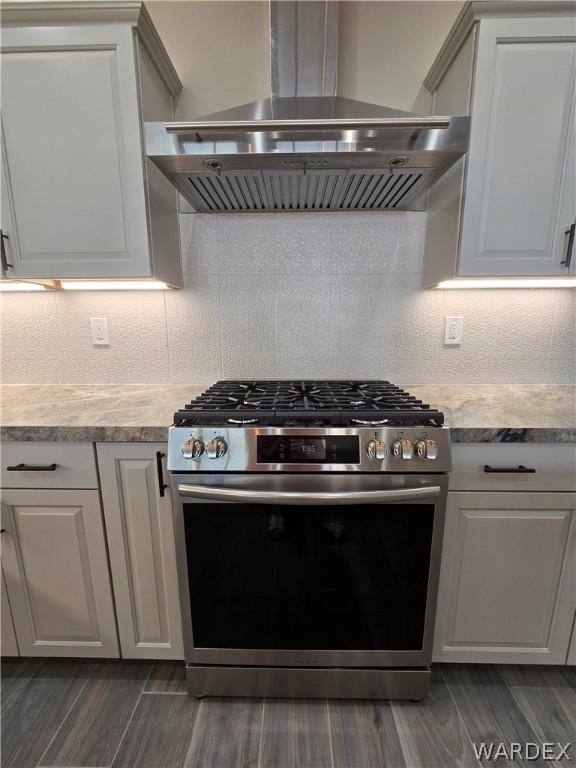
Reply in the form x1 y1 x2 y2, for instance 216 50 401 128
181 438 205 460
415 439 438 460
366 439 387 461
392 438 413 460
206 436 228 459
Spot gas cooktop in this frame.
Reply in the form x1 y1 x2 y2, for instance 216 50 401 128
173 380 444 428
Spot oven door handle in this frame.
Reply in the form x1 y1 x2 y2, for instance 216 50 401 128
177 484 441 504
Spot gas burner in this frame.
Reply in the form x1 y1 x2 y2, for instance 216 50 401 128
173 380 444 428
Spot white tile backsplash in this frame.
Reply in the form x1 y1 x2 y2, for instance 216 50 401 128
1 211 574 386
275 274 333 378
545 290 576 385
164 274 223 383
55 291 169 384
329 273 389 378
0 292 63 384
220 273 276 378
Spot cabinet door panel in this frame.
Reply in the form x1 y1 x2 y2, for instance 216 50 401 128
434 492 576 664
0 136 21 277
554 104 576 274
460 19 576 276
0 25 150 278
1 568 19 656
97 444 183 659
1 490 118 657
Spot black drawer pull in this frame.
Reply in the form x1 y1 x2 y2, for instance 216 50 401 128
156 451 168 498
483 464 536 474
6 463 58 472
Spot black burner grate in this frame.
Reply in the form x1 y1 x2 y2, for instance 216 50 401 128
174 380 444 427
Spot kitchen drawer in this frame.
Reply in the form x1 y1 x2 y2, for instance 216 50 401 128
450 443 576 492
1 442 98 489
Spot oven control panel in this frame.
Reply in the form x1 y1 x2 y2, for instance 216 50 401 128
168 427 451 473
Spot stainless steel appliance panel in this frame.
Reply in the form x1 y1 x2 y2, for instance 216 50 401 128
168 426 452 473
171 473 447 669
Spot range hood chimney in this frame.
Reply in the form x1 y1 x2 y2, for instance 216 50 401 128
270 0 339 98
145 1 470 213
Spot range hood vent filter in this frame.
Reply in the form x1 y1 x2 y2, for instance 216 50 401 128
180 167 438 213
145 1 470 213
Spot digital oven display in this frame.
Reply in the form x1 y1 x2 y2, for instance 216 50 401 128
257 436 360 464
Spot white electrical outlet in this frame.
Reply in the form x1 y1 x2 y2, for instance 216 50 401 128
90 317 109 346
444 316 464 345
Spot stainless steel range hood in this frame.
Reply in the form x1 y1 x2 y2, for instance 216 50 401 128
146 2 469 213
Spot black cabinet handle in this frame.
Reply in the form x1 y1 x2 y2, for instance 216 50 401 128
156 451 168 498
6 463 58 472
0 529 6 534
561 222 575 268
1 230 13 271
483 465 536 474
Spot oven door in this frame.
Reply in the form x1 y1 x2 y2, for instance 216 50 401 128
171 473 447 668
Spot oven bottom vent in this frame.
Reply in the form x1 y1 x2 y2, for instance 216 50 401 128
180 168 438 212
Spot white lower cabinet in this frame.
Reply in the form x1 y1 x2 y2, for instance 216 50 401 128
1 489 119 657
1 567 19 656
97 443 183 660
434 491 576 664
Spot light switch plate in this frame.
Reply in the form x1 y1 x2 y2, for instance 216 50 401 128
444 316 464 345
90 317 109 346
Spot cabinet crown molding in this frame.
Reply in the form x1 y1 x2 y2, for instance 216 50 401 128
0 1 182 96
424 0 576 92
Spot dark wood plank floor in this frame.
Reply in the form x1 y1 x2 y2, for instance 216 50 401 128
1 660 575 768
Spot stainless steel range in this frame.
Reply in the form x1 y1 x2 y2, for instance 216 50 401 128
167 380 451 700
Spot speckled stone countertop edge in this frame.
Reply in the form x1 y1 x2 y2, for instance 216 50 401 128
1 384 574 443
449 427 576 443
1 426 575 444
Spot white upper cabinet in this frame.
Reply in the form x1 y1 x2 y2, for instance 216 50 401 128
0 4 183 284
424 5 576 283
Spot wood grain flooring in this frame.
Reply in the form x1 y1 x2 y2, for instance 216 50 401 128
1 660 575 768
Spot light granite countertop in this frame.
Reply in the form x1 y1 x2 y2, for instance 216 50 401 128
0 384 574 443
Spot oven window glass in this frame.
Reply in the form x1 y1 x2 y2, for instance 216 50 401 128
183 502 434 651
